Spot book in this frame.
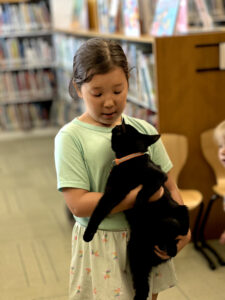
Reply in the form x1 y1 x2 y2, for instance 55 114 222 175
176 0 188 33
151 0 180 36
39 1 51 28
0 5 3 33
108 0 121 33
87 0 98 30
137 51 157 111
210 0 225 17
138 0 157 34
194 0 214 28
19 3 32 31
2 4 11 33
123 0 141 36
97 0 109 33
71 0 89 29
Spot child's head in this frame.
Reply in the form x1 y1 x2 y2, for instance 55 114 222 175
69 38 130 127
214 120 225 167
69 38 129 96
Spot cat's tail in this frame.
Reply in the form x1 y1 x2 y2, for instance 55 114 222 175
83 208 106 242
83 222 98 242
83 193 122 242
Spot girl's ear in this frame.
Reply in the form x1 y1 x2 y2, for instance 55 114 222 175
73 80 83 98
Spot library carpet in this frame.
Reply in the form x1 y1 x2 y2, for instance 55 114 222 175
0 135 72 300
0 134 225 300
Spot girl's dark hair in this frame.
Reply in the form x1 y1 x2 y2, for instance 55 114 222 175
69 38 129 100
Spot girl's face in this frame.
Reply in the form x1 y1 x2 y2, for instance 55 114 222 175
218 137 225 167
76 67 128 127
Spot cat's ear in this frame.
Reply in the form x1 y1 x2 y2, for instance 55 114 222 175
151 134 160 143
144 134 160 146
121 118 126 133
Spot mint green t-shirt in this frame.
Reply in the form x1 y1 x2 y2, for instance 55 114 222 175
54 114 173 230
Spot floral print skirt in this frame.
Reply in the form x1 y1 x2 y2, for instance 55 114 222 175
69 222 177 300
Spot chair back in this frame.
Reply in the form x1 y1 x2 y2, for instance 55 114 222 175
161 133 188 184
200 129 225 187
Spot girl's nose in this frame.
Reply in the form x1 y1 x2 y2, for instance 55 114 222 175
104 98 114 108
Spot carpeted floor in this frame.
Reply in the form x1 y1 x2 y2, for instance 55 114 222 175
0 134 73 300
0 133 225 300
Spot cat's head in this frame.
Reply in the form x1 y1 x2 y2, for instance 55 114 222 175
111 119 160 158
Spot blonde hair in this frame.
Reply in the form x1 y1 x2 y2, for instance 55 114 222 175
214 120 225 144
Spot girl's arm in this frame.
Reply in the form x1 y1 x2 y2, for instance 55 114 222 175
62 183 163 218
62 184 143 217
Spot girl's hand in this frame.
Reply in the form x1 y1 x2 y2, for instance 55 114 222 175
154 230 191 260
149 186 164 202
154 246 171 260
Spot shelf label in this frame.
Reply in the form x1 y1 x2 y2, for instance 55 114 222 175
219 43 225 70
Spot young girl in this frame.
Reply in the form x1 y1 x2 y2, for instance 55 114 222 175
214 120 225 245
54 38 191 300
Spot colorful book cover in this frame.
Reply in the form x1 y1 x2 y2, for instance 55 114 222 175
71 0 89 30
123 0 140 37
97 0 109 33
176 0 188 33
151 0 180 36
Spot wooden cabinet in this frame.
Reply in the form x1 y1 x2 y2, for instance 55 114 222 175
155 31 225 238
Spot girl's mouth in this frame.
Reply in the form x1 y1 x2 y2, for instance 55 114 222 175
102 112 116 118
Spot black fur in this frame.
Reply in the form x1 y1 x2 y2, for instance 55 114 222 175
83 120 189 300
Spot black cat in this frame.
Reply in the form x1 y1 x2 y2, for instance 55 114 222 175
83 120 189 300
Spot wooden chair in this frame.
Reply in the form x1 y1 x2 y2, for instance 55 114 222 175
161 134 205 259
200 129 225 269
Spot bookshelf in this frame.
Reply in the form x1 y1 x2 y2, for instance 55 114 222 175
0 0 57 135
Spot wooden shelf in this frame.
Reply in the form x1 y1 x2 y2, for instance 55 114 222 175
0 29 52 38
0 126 58 141
54 26 155 44
0 0 29 3
0 95 54 105
0 62 55 72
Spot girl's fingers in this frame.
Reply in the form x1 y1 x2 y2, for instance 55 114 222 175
154 245 170 260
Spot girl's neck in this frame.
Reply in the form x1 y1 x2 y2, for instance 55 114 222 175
78 113 122 128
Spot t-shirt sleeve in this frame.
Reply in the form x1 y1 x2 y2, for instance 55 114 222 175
150 135 173 173
54 130 90 191
142 121 173 173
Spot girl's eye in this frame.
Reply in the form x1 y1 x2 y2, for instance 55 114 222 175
93 93 102 97
114 91 121 95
